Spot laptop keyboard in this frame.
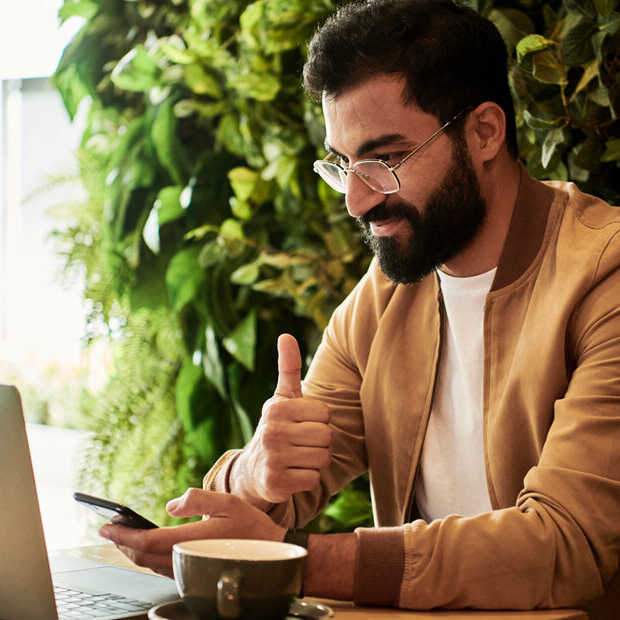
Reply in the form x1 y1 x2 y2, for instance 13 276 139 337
54 585 152 618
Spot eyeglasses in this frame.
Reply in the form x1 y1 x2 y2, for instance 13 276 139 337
313 109 469 195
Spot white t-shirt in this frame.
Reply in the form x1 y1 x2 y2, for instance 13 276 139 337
415 266 497 522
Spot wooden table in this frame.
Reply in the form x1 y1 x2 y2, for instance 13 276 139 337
66 545 588 620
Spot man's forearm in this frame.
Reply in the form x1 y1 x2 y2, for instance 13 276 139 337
303 533 356 600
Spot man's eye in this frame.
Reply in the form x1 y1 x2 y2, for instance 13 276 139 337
375 152 404 163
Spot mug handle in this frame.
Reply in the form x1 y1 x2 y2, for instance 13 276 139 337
217 568 242 618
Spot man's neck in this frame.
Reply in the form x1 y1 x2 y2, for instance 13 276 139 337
441 156 521 278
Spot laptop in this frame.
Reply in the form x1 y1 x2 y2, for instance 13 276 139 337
0 385 180 619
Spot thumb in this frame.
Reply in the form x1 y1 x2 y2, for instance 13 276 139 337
274 333 302 398
166 488 217 518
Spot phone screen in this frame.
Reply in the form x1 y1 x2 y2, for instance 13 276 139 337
74 492 159 529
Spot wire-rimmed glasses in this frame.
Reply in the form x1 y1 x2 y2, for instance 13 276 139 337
313 109 469 195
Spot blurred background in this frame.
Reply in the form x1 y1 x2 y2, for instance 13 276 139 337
0 0 96 548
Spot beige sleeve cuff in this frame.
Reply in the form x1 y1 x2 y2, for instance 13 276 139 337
354 526 405 606
202 450 242 492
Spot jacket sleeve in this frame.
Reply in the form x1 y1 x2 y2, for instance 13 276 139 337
354 254 620 611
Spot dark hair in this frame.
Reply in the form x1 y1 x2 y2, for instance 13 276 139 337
303 0 518 158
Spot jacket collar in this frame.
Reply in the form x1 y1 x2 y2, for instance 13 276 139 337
491 162 555 291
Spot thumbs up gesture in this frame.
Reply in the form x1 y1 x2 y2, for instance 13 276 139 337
231 334 332 508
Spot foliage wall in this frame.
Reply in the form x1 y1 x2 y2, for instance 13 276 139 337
53 0 618 527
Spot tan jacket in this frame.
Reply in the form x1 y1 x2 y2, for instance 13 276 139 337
204 169 620 617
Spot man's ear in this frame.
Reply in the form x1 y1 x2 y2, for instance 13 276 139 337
466 102 506 165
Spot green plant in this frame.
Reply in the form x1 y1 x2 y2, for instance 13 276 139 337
52 0 618 528
472 0 619 203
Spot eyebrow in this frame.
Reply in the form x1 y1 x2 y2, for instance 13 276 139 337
325 133 410 160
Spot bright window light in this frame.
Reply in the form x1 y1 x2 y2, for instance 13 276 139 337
0 0 85 79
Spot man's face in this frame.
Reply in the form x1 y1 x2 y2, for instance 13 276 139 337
322 75 486 283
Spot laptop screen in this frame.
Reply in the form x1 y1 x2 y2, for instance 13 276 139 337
0 384 59 619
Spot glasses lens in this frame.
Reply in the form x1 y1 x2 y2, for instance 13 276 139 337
313 161 347 193
354 161 399 194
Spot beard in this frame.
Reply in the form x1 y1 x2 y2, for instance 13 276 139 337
357 137 486 284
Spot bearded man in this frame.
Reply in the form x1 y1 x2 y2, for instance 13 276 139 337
102 2 620 616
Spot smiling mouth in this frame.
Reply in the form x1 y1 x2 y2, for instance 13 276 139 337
369 218 404 237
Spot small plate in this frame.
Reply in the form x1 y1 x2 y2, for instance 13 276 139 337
148 598 333 619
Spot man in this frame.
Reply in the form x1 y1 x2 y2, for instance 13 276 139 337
101 0 620 615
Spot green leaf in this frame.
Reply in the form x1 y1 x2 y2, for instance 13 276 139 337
174 99 227 119
594 0 619 17
574 136 604 171
564 0 597 19
598 13 620 35
152 99 185 185
228 167 260 202
223 311 257 371
259 252 299 269
142 204 161 254
542 128 565 168
227 364 255 444
252 272 295 297
228 71 280 102
523 109 563 130
516 34 555 62
143 185 188 254
157 186 186 225
52 63 92 121
166 247 206 311
217 114 246 157
561 17 596 66
229 197 253 220
111 46 161 92
572 59 599 98
532 50 568 85
176 357 209 431
185 63 223 97
324 488 373 529
588 85 611 106
203 325 227 398
186 417 219 463
58 0 98 21
601 139 620 162
219 218 244 241
158 36 195 64
198 240 227 267
488 9 535 52
231 262 260 285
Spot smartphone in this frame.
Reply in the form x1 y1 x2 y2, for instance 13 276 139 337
73 491 159 529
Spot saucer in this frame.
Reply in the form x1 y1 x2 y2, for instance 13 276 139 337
148 598 333 619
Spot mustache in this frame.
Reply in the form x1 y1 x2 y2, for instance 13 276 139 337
358 202 420 227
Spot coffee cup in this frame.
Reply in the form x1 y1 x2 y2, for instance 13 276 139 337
172 539 307 620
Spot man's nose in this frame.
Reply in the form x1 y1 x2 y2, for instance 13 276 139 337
345 171 383 218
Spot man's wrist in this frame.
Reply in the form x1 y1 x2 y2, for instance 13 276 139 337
303 533 356 601
229 453 273 512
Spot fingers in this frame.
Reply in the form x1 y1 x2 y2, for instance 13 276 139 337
115 544 174 577
268 468 322 497
100 519 213 554
166 487 243 518
264 397 330 424
274 333 302 398
274 447 331 470
288 421 332 446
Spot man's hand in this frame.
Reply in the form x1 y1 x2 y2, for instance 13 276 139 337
99 489 286 578
232 334 332 508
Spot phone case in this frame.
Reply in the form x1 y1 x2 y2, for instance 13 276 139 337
73 492 158 529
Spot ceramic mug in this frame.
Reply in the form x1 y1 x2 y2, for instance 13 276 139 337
172 539 307 620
